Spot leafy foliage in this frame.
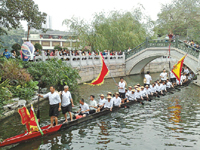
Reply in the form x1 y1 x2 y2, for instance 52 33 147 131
12 43 21 51
23 59 81 100
54 45 62 51
34 43 42 50
63 6 153 51
155 0 200 41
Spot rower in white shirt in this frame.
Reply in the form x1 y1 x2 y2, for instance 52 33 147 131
181 73 187 83
135 88 143 100
97 94 106 112
145 85 152 96
75 99 90 118
184 66 190 75
127 86 132 95
89 95 97 114
104 95 113 111
166 79 173 88
156 82 164 95
123 88 129 103
112 92 121 107
160 82 167 93
140 86 149 99
151 83 160 97
160 69 168 82
128 89 137 101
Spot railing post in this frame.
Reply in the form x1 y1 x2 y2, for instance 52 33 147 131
123 52 125 63
41 51 45 61
79 51 82 67
145 37 149 48
107 51 110 64
86 52 89 65
175 35 179 48
70 51 72 65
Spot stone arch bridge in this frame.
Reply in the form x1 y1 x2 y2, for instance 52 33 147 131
125 38 200 75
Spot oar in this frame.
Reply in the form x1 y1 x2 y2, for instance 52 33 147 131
36 81 41 121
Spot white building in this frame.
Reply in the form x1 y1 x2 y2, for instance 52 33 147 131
22 30 81 50
42 15 52 30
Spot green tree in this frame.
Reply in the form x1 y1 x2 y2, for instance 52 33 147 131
63 7 152 51
155 0 200 40
12 43 21 51
54 45 62 51
0 0 47 41
34 43 42 50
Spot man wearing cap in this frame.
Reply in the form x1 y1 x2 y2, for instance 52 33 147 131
75 98 89 117
140 86 149 99
145 85 152 98
144 71 152 87
133 85 138 91
160 69 168 82
61 85 74 123
127 86 132 95
38 86 61 127
135 88 143 100
104 95 113 111
128 89 137 101
117 77 126 100
97 94 106 112
112 92 121 107
89 95 98 114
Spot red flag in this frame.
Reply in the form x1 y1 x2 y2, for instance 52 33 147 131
18 107 30 125
85 52 109 86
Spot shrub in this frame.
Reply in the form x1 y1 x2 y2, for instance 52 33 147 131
34 43 42 50
54 45 62 51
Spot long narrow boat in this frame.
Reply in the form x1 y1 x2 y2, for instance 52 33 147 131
0 81 191 147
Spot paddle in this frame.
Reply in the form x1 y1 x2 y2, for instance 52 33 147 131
36 80 41 120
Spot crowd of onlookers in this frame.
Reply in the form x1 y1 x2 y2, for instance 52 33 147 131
1 49 17 59
184 40 200 50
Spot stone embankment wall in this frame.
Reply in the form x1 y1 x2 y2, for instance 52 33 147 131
77 63 126 84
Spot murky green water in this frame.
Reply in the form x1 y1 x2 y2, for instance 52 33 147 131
1 73 200 150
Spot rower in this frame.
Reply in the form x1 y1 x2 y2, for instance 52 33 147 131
127 86 132 95
61 85 74 123
135 88 143 100
170 70 176 84
133 85 138 91
38 86 61 127
89 95 98 114
123 88 129 103
145 85 152 97
128 89 137 101
137 83 141 88
75 98 89 117
116 77 126 100
113 92 121 107
181 73 187 83
161 82 167 93
160 69 168 82
140 86 148 99
166 79 173 89
184 66 190 75
150 83 160 97
97 94 106 112
144 71 152 87
156 82 163 95
104 95 113 111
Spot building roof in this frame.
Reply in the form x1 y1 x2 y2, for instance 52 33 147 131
41 30 75 36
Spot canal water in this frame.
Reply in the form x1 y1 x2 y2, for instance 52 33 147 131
1 73 200 150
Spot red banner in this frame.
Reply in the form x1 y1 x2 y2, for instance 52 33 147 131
30 107 39 132
85 52 109 86
18 107 30 125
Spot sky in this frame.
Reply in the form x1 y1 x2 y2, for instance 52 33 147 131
22 0 172 31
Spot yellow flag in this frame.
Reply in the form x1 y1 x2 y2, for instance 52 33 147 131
172 55 186 82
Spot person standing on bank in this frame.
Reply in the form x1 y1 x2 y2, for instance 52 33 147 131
144 71 152 87
160 69 168 82
61 86 74 123
116 77 126 99
38 86 61 128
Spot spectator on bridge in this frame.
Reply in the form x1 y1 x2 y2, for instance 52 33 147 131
47 50 50 56
50 50 55 56
3 49 11 59
34 49 40 56
11 50 17 58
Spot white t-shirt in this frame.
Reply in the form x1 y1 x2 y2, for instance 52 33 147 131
112 97 121 106
61 91 72 107
128 93 136 100
140 90 147 96
156 85 162 92
90 100 97 110
145 88 151 95
160 72 168 80
80 103 89 114
145 74 152 84
118 81 125 93
181 75 186 82
184 68 189 74
170 71 176 78
161 84 166 91
135 91 142 99
127 90 132 95
98 98 106 105
151 86 157 93
166 82 172 88
43 92 61 105
104 100 113 108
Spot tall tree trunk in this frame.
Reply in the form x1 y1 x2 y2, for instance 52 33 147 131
27 25 30 41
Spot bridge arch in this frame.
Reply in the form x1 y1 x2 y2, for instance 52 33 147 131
126 47 198 75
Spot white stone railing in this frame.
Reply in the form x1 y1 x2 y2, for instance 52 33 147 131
35 51 125 68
